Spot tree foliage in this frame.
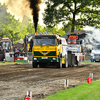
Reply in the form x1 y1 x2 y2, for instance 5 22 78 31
0 3 33 43
43 0 100 32
0 2 65 44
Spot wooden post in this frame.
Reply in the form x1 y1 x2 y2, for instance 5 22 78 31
65 85 67 92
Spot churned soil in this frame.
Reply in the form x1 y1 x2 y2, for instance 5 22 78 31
0 63 100 100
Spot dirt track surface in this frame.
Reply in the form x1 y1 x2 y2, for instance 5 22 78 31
0 63 100 100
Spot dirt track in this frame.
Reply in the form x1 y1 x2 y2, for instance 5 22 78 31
0 63 100 100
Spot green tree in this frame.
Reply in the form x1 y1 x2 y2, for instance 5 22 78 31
0 3 8 37
0 2 66 43
2 13 24 42
37 24 47 33
26 19 35 34
43 25 65 36
0 3 30 43
43 0 100 32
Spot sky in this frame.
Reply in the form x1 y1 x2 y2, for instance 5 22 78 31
0 0 46 26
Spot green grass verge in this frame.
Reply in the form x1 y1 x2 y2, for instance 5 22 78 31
41 80 100 100
82 60 100 64
0 61 27 65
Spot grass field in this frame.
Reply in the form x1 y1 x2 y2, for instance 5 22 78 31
41 80 100 100
0 61 25 65
0 61 15 64
82 60 100 64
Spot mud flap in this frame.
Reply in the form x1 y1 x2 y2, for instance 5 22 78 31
68 51 75 67
72 54 75 67
57 57 62 68
68 51 72 67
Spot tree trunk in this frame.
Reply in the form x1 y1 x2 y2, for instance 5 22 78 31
71 13 75 32
71 1 76 32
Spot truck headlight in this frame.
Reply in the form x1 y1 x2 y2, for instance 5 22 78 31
52 57 56 60
34 58 37 60
91 54 94 58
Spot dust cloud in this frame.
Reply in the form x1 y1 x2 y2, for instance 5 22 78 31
84 26 100 50
3 0 43 32
4 0 32 21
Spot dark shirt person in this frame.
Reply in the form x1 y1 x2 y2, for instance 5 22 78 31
14 48 19 57
19 48 24 56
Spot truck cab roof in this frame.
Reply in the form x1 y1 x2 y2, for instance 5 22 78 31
34 35 56 39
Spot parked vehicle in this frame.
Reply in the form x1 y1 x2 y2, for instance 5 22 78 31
91 44 100 62
0 38 12 61
66 32 84 66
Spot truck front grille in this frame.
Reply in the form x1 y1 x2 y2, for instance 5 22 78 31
34 51 56 56
94 54 100 59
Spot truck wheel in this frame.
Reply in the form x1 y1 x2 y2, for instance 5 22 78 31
32 62 37 68
65 55 68 68
77 61 81 67
57 58 62 68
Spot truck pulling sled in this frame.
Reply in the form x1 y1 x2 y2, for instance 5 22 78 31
66 32 84 67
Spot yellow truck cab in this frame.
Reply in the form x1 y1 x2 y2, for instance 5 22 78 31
32 33 68 68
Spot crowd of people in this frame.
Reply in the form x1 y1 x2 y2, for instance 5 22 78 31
0 46 25 61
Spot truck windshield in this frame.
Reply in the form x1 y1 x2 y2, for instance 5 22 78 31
68 39 76 44
34 38 56 46
2 42 11 50
93 45 100 50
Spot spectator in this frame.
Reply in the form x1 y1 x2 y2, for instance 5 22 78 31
14 48 19 57
15 48 19 53
19 48 24 56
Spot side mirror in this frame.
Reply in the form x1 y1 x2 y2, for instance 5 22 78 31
80 40 82 44
60 40 61 44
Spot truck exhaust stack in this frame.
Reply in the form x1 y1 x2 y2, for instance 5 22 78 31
28 0 42 32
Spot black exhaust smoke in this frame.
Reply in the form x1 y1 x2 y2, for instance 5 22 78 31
28 0 42 32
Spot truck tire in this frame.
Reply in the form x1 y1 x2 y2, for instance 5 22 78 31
32 62 38 68
57 57 62 68
77 61 81 67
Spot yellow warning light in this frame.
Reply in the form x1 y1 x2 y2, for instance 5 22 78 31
71 32 76 34
53 32 55 35
36 32 38 35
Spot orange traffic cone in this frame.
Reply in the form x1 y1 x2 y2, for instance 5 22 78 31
25 96 31 100
88 76 91 84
